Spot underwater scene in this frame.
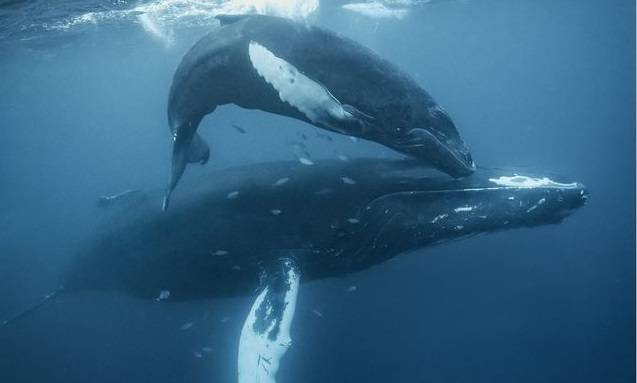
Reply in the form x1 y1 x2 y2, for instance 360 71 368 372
0 0 634 382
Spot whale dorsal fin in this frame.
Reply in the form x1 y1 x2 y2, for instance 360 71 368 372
215 14 250 26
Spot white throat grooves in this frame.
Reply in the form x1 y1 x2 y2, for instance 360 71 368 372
248 41 352 127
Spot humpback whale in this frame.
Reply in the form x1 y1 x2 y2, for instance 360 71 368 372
163 15 475 209
2 159 588 382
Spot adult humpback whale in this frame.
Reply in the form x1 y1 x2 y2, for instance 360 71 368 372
2 159 587 382
163 15 475 209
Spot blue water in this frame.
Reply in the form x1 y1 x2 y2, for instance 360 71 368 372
0 0 634 382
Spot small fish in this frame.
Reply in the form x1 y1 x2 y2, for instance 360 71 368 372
311 309 324 318
232 124 246 134
220 316 230 323
232 265 241 271
213 250 229 256
155 290 170 302
341 176 356 185
298 157 314 166
193 352 203 359
349 136 359 143
227 191 239 199
315 188 334 195
337 154 349 161
202 347 213 353
180 322 194 330
346 218 360 224
347 285 357 293
271 209 282 215
273 177 290 186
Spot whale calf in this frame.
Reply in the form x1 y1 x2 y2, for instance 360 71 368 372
3 159 587 382
163 15 475 209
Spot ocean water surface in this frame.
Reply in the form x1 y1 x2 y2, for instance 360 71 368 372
0 0 634 382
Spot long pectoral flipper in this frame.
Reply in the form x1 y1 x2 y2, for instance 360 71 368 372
248 41 374 136
238 257 300 383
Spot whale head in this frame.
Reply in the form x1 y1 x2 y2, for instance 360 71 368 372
346 164 589 263
391 104 475 179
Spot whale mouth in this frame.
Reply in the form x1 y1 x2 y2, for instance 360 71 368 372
394 128 475 178
435 136 476 178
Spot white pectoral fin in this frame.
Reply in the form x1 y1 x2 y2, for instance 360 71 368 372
238 257 300 383
248 41 364 130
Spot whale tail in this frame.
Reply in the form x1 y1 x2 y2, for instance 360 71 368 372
1 286 64 328
163 129 210 211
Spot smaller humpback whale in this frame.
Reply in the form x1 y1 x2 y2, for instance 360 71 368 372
2 159 587 382
163 15 475 209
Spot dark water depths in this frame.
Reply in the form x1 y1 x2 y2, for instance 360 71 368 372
0 0 634 382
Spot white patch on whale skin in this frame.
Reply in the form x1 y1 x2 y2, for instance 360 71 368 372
431 214 448 223
248 41 353 130
454 205 475 213
489 175 578 189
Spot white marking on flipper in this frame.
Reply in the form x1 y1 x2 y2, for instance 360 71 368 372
248 41 353 129
238 260 300 383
